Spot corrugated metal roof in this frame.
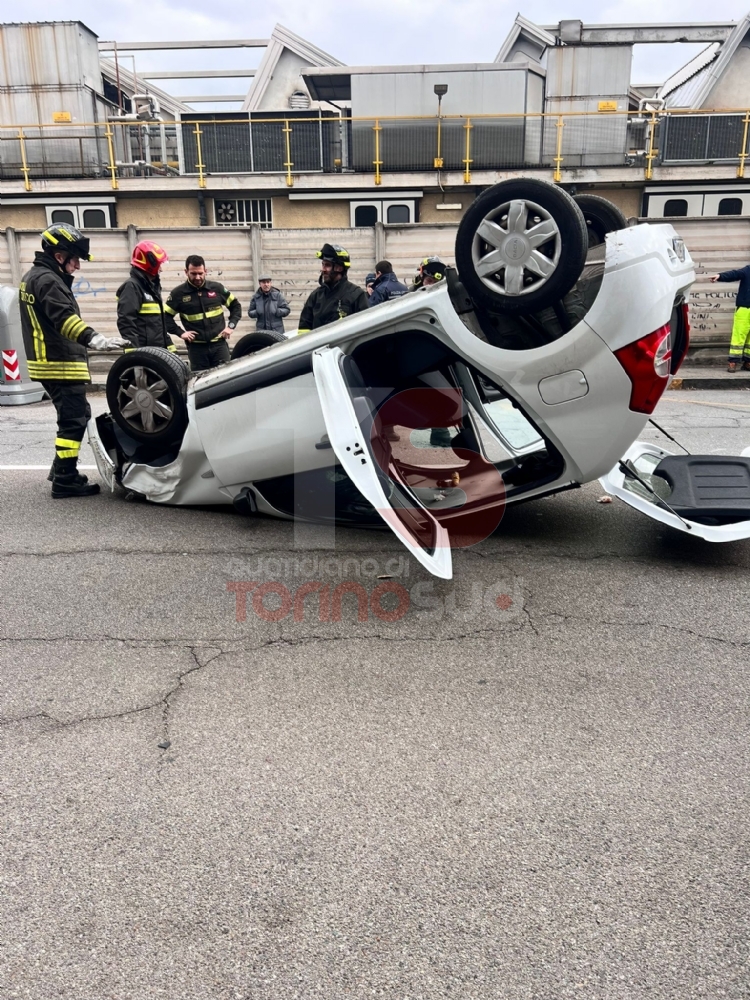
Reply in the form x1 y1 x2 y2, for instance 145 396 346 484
658 43 721 106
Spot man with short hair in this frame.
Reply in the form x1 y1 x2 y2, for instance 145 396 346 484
368 260 408 307
298 244 368 333
165 255 242 372
248 274 290 334
19 224 128 497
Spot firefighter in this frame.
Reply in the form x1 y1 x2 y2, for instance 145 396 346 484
19 224 128 498
116 241 177 353
410 256 447 291
298 244 368 334
165 255 241 372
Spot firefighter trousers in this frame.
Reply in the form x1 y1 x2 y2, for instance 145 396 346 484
186 339 231 373
729 307 750 361
41 381 91 469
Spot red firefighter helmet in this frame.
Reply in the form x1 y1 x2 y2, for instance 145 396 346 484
131 240 168 277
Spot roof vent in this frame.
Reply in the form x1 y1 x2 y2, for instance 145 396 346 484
289 90 310 110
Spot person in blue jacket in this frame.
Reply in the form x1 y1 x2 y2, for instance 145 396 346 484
368 260 408 307
710 265 750 371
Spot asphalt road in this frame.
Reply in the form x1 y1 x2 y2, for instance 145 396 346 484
1 390 750 1000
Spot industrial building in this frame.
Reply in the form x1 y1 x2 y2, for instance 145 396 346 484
2 15 750 359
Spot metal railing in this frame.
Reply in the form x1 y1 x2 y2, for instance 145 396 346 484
3 108 750 190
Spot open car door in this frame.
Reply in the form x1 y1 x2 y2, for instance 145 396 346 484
600 441 750 542
313 346 453 579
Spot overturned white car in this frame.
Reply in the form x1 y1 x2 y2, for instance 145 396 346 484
88 179 750 579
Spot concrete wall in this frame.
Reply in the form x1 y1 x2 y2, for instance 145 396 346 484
116 198 201 229
255 48 311 111
272 197 350 229
418 193 474 224
704 39 750 109
0 205 46 230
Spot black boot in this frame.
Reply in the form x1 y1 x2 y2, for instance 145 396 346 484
48 458 88 485
51 459 99 498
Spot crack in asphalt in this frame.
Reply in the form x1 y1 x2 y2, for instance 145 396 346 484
539 610 750 649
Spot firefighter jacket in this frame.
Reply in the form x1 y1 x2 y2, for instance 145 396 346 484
116 268 176 351
298 279 368 333
164 279 241 344
19 252 96 383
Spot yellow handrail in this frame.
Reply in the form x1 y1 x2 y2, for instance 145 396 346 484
17 128 31 192
373 119 382 186
193 123 206 189
282 119 293 187
463 118 473 184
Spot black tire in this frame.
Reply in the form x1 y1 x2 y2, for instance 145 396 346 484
106 347 189 447
455 178 587 315
573 194 628 248
231 330 286 360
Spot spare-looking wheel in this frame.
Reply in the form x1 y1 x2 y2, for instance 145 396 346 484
231 330 286 360
106 346 189 447
455 178 588 315
573 193 628 248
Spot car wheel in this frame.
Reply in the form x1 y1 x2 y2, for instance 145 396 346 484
106 347 189 446
573 194 628 248
455 178 587 315
231 330 286 360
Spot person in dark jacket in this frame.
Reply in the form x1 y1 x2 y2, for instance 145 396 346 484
368 260 408 307
298 244 368 334
248 275 290 334
19 224 128 497
116 241 177 353
165 255 242 372
710 266 750 371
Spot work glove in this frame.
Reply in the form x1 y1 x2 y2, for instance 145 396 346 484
87 333 129 351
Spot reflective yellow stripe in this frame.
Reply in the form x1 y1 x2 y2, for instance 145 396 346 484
164 303 177 315
167 344 177 352
225 293 236 306
181 307 224 321
297 329 311 335
27 305 47 361
138 303 162 314
55 437 82 459
28 360 90 380
41 229 59 245
60 314 88 340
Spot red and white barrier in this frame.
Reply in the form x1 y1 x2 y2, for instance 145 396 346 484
2 349 21 382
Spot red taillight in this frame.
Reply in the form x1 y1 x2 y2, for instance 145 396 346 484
614 323 671 414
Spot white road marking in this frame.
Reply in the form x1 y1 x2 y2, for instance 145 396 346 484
0 465 97 470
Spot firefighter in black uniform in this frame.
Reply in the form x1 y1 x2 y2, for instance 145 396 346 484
19 225 128 498
116 240 178 353
298 244 368 334
164 255 242 372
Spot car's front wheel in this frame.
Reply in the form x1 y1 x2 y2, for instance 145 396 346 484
455 178 588 315
106 347 189 446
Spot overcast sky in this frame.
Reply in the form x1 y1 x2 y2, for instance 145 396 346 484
4 0 750 107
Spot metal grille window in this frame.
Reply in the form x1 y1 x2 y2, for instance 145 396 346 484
214 199 272 228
